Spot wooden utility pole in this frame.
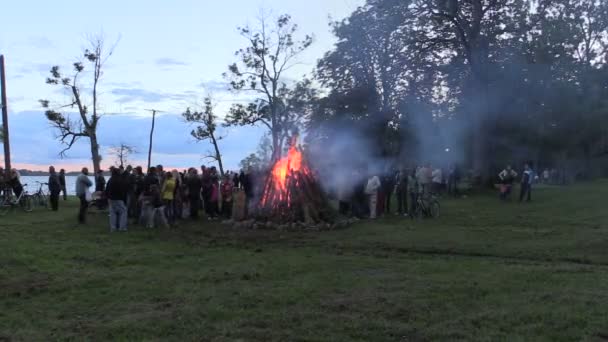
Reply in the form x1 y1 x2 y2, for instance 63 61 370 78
0 55 11 172
145 109 163 171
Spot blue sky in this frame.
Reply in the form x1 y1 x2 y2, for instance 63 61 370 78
0 0 362 171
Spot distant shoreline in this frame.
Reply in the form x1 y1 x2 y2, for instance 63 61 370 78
14 170 107 177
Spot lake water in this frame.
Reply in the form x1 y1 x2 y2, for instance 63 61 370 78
20 176 106 195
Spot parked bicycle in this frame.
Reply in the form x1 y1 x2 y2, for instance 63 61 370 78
31 181 50 208
412 192 440 219
0 184 33 216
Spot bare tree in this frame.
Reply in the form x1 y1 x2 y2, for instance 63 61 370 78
109 143 137 168
40 35 118 184
183 96 225 176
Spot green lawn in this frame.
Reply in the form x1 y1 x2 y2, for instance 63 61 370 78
1 182 608 341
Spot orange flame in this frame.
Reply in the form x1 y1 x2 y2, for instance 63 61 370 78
260 137 312 208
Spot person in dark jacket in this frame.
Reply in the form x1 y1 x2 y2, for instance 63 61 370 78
382 171 395 214
139 167 160 224
106 167 129 232
59 169 67 200
186 168 202 219
395 169 409 216
519 163 534 203
122 165 137 218
233 171 240 189
144 167 160 192
47 166 61 211
133 166 145 221
242 168 254 217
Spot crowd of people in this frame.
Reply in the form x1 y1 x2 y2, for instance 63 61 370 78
0 160 548 230
0 166 68 209
67 164 264 232
498 162 537 202
336 163 462 220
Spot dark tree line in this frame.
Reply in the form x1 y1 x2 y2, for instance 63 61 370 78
308 0 608 180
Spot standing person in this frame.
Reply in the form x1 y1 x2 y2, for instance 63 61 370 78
238 170 246 190
382 171 395 214
59 169 67 200
407 169 419 217
0 167 5 199
140 167 160 224
122 165 136 218
145 184 169 229
186 168 202 219
416 164 431 194
365 173 381 219
242 168 254 217
171 170 182 222
498 165 518 201
156 165 164 185
233 171 240 189
95 170 106 192
94 169 107 210
209 181 219 219
220 174 234 219
432 167 443 194
75 168 93 224
395 169 409 216
7 169 23 199
447 164 460 196
542 169 550 184
161 171 176 225
48 166 61 211
519 163 533 202
106 167 129 232
133 166 145 223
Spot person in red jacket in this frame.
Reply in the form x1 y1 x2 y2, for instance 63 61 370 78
220 175 234 219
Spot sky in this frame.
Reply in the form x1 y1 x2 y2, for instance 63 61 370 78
0 0 363 171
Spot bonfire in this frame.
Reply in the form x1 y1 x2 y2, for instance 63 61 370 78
256 136 334 225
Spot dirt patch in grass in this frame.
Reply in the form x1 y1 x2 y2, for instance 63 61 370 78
0 273 51 298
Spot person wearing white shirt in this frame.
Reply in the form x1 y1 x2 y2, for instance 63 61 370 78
365 175 381 219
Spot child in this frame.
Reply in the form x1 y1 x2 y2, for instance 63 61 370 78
147 185 169 229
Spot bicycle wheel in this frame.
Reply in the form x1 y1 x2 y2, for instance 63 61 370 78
21 195 33 212
429 200 440 218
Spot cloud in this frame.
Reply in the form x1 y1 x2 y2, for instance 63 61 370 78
198 80 231 93
111 88 168 103
155 57 188 67
27 36 54 49
6 110 265 171
17 63 54 77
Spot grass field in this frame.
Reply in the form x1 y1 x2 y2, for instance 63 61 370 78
1 181 608 341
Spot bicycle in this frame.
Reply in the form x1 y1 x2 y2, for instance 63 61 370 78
0 184 33 216
412 191 440 219
32 181 50 208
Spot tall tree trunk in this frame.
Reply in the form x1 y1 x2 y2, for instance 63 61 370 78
209 133 225 176
89 133 101 185
271 130 281 162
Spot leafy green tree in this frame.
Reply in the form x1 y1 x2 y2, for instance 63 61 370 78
183 97 225 176
239 153 263 171
223 13 313 161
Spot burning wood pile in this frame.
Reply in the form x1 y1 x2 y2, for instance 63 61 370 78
249 136 338 229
